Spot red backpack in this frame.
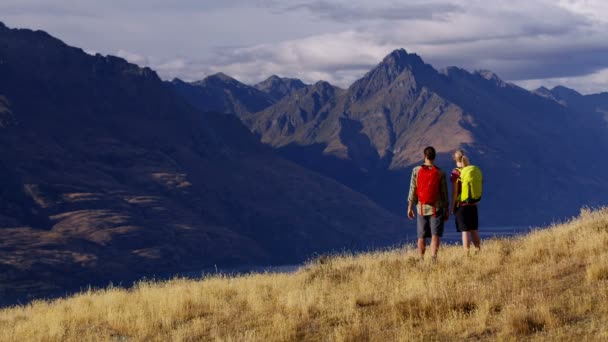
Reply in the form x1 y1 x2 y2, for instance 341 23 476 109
416 165 440 215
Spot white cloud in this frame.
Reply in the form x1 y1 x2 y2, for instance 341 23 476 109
283 0 464 22
557 0 608 23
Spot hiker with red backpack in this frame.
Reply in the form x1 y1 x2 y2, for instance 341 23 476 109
450 149 482 254
407 146 449 260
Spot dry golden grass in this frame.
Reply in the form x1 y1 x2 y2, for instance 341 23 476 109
1 208 608 341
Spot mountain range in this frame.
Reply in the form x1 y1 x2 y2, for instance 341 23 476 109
0 22 406 304
173 50 608 226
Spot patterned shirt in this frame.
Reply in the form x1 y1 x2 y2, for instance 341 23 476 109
408 165 449 216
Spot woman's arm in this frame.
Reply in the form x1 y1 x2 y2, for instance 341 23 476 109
450 173 459 214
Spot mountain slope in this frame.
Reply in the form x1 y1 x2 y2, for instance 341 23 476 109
0 22 406 304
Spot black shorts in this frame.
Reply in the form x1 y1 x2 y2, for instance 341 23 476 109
455 205 478 232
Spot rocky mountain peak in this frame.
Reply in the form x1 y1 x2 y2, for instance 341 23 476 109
347 49 431 100
474 69 508 87
254 75 307 102
380 49 424 70
264 75 282 83
312 80 334 91
201 72 238 85
170 77 186 85
535 86 551 93
551 85 583 99
533 86 565 105
439 66 470 78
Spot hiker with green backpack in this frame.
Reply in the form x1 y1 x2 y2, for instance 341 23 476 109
407 146 449 260
450 149 482 254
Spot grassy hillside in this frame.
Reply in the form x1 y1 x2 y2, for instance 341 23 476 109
1 208 607 341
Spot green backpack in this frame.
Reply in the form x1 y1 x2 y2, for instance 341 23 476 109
459 165 482 204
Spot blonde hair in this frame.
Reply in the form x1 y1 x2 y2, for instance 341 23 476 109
453 149 470 167
453 149 464 162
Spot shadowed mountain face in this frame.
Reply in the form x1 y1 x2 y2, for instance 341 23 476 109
176 49 608 225
170 73 276 118
534 86 608 122
171 74 309 120
0 23 407 304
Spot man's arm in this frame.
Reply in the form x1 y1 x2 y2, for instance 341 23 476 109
407 167 418 219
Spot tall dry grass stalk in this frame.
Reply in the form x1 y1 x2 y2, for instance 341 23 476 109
1 208 607 341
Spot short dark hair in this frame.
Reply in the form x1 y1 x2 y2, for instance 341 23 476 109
424 146 436 161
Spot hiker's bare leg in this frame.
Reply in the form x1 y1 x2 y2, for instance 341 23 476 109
430 235 441 258
417 238 426 258
471 230 481 251
462 231 470 252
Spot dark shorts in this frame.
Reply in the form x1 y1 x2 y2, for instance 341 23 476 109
417 208 445 239
455 205 479 232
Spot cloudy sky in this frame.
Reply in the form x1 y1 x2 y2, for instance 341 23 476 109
2 0 608 94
